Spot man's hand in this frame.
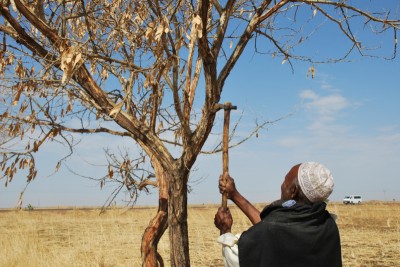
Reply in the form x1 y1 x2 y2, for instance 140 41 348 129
218 173 262 225
219 174 237 200
214 207 233 234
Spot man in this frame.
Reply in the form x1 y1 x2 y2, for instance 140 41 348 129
214 162 342 267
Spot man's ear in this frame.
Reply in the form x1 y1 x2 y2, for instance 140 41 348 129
290 184 300 199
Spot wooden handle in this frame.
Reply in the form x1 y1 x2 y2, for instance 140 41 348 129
221 103 232 210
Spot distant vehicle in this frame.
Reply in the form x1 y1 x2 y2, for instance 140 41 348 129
343 195 362 204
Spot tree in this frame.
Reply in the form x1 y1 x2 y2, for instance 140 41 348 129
0 0 398 266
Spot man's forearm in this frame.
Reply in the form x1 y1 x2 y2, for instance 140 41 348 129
231 191 261 224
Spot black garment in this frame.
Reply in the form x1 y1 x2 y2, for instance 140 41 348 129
238 200 342 267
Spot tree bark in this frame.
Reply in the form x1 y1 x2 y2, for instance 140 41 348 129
141 198 168 266
141 157 169 266
168 167 190 266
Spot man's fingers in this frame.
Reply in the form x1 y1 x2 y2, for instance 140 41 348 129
219 179 226 194
218 207 230 215
215 208 227 223
219 185 225 193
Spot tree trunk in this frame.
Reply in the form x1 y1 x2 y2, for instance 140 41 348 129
141 198 168 266
168 167 190 266
141 157 169 266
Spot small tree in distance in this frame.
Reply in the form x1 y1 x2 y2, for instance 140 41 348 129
0 1 398 266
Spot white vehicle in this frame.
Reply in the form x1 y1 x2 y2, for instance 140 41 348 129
343 195 362 204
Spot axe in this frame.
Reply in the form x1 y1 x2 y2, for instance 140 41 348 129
214 102 237 210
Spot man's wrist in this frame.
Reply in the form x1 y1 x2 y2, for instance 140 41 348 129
221 227 232 234
231 190 241 203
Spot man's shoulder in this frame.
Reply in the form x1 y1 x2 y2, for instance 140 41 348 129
260 200 333 225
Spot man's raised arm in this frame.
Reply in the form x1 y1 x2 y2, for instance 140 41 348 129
219 175 261 225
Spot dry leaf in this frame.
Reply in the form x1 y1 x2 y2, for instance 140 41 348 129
55 161 61 172
307 66 316 79
192 15 202 27
298 37 303 44
33 141 39 152
101 67 108 80
191 15 203 39
108 166 114 178
155 24 165 41
145 22 155 42
60 46 82 84
12 87 23 106
313 9 317 17
66 101 73 113
109 101 124 117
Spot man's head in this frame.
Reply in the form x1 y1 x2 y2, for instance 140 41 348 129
281 162 334 203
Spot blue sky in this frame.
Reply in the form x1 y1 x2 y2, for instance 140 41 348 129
193 54 400 205
2 54 398 208
1 3 400 208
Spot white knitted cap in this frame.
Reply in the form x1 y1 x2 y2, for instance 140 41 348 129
297 162 334 203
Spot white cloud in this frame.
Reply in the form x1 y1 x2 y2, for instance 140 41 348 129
378 125 399 133
301 91 349 115
377 132 400 143
299 89 318 100
299 89 352 135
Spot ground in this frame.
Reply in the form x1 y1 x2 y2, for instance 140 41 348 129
0 202 399 266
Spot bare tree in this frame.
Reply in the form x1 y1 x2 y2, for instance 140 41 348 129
0 0 398 266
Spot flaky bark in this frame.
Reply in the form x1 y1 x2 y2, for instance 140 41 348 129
141 197 168 266
141 156 169 266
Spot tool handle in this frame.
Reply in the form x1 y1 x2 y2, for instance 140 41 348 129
221 104 231 210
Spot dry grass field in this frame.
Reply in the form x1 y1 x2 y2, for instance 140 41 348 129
0 202 399 267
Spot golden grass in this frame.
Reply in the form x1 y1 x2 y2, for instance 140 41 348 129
0 202 399 267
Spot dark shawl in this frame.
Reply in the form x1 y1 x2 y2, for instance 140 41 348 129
238 200 342 267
